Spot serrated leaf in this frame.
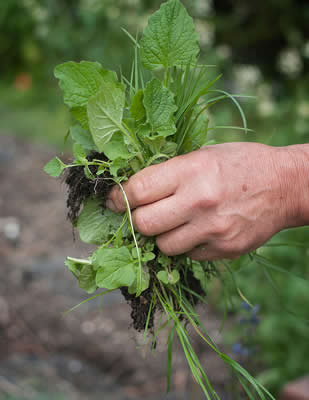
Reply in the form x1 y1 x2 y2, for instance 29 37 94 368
88 82 126 151
54 61 117 108
44 157 66 177
102 132 133 161
143 78 177 138
140 0 199 71
77 198 123 244
70 125 97 151
93 247 136 289
157 269 180 285
78 264 97 294
130 90 146 121
182 106 209 153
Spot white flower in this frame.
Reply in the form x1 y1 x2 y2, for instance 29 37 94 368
233 65 262 92
278 48 303 78
194 0 213 16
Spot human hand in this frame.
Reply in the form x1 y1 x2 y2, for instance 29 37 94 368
106 142 300 261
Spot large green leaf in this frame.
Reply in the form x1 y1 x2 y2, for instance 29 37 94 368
143 78 177 138
140 0 199 70
77 198 123 245
87 82 126 151
93 247 136 289
71 106 89 130
54 61 117 108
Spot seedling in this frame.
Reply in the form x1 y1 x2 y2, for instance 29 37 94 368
45 1 274 398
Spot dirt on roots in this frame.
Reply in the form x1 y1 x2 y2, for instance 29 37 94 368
64 153 207 332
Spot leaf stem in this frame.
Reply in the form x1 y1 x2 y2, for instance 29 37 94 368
117 182 143 296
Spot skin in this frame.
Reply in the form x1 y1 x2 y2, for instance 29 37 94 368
106 142 309 261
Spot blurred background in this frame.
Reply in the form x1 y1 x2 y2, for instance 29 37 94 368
0 0 308 399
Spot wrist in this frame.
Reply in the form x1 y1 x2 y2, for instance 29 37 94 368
273 144 309 228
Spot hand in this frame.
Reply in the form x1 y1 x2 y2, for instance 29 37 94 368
106 142 302 261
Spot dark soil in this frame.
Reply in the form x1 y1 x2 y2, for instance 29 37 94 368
120 286 156 332
64 151 113 223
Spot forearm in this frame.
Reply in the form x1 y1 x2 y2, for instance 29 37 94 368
276 143 309 228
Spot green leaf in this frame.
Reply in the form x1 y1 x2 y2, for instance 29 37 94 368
54 61 118 108
157 269 180 285
77 198 123 244
71 107 89 130
102 132 133 161
142 252 156 262
44 157 66 177
70 125 97 151
140 0 199 71
128 266 150 294
84 165 95 181
158 253 171 268
130 90 146 121
143 78 177 138
182 106 209 153
78 264 97 294
93 247 136 289
191 261 208 293
88 82 126 151
109 158 128 177
73 143 87 162
65 258 84 279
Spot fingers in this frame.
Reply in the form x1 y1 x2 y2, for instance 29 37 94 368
131 194 190 236
106 159 181 213
155 222 204 256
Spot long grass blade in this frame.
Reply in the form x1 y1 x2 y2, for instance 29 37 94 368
207 89 248 133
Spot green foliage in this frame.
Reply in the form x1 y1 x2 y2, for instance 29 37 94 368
76 198 125 244
43 157 66 177
140 0 199 70
44 1 277 399
87 82 126 151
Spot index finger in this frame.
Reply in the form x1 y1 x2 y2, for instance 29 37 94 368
106 158 181 212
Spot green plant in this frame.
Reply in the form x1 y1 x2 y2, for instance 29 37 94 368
44 0 274 398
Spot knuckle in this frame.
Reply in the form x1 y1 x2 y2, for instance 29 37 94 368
213 219 230 237
129 176 150 206
192 186 220 211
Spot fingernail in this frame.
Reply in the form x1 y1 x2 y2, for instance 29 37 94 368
106 199 117 212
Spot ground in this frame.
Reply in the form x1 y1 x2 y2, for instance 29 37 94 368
0 134 233 400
